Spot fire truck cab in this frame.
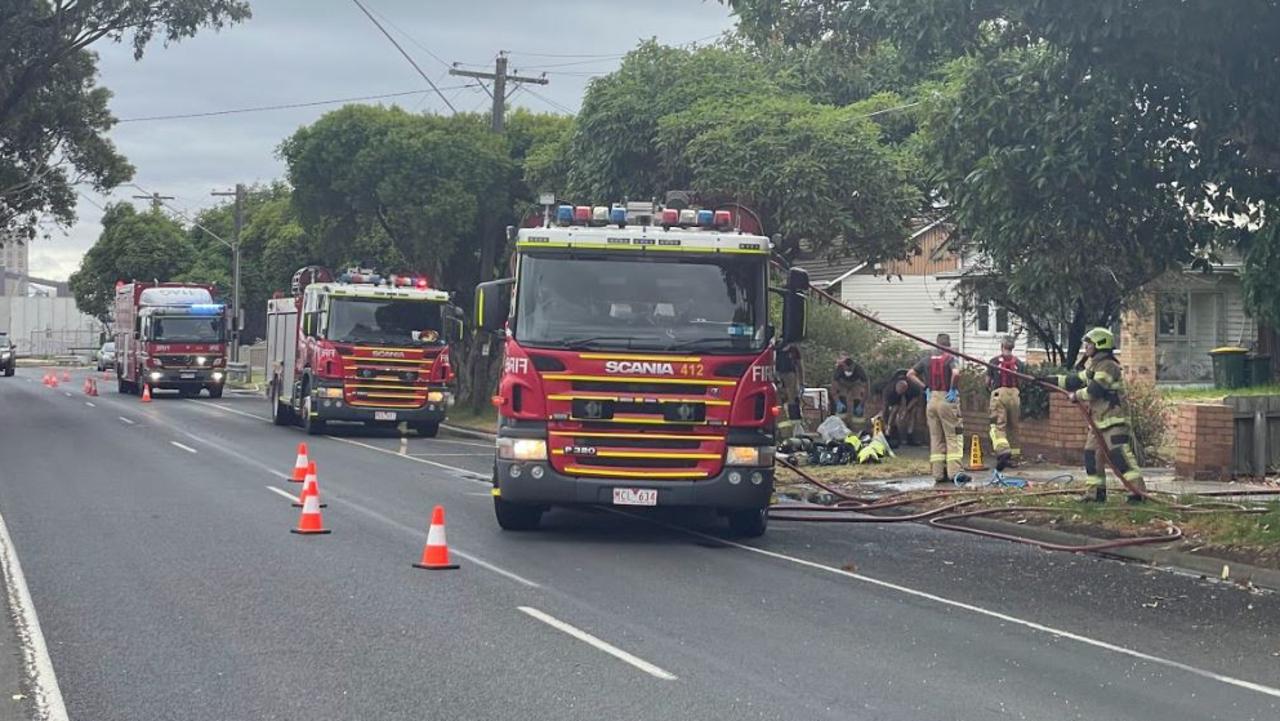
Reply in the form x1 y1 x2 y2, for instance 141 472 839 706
267 266 462 436
476 201 808 536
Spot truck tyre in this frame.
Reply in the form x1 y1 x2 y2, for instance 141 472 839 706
269 383 295 426
727 507 768 538
207 385 223 399
413 421 440 438
494 496 543 531
302 395 326 436
117 368 134 395
3 366 12 377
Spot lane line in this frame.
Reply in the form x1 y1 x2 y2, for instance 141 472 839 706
0 509 70 721
267 485 300 503
409 453 492 458
118 416 135 425
517 606 678 681
85 402 95 408
62 392 72 397
328 436 489 484
170 441 198 454
640 514 1280 700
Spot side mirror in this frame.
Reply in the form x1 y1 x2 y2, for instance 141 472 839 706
781 267 809 345
475 278 514 334
443 305 465 342
303 314 313 337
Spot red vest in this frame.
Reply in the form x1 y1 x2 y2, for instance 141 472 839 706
928 354 952 391
997 356 1020 388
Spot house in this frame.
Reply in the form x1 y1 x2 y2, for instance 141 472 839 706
802 221 1261 385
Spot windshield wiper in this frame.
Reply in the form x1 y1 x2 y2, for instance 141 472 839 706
560 335 639 350
663 337 752 352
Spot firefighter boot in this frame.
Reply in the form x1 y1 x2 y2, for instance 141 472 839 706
995 451 1012 472
1126 493 1146 505
1080 486 1107 503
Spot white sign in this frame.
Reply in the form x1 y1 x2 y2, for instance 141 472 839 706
139 287 213 306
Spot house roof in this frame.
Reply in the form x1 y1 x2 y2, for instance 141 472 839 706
792 217 950 287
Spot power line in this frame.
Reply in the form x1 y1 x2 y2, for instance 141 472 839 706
520 86 575 116
116 87 473 123
507 32 723 59
361 1 459 71
349 0 458 114
516 57 625 70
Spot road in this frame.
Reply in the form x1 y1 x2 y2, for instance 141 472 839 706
1 366 1278 720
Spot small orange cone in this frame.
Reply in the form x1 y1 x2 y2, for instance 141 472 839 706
61 370 71 383
49 374 58 388
101 370 110 380
140 384 152 403
82 378 92 394
290 442 310 483
42 372 51 387
89 379 99 397
413 505 459 570
290 484 331 535
292 462 327 508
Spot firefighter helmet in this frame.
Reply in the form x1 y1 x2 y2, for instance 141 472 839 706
1083 327 1115 352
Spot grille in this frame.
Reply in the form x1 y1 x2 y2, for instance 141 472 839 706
575 457 699 469
342 352 435 408
572 380 710 394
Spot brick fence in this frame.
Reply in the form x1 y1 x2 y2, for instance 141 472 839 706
1173 403 1235 480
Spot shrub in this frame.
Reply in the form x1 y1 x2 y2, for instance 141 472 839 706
1124 379 1172 465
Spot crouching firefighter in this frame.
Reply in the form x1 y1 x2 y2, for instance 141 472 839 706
1050 328 1147 503
907 334 971 485
987 336 1027 472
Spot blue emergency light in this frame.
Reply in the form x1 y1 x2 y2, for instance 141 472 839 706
556 204 574 225
189 303 224 315
610 206 627 224
697 209 714 227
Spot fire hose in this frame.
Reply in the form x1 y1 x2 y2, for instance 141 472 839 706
767 261 1269 551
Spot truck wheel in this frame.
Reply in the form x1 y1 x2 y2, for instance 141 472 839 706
207 385 223 399
3 366 12 377
727 508 768 538
494 497 543 531
270 384 294 426
117 371 133 395
302 395 326 436
414 421 439 438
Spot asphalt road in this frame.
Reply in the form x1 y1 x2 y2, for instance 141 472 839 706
1 366 1278 720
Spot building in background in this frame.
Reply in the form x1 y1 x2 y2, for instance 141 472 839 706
1 235 104 356
1 233 30 297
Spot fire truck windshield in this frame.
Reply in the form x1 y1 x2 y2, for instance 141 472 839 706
326 297 444 346
150 316 224 343
515 254 767 353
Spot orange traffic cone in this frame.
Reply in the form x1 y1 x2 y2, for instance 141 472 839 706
61 371 71 383
82 378 92 394
290 442 310 483
292 462 327 508
413 505 459 570
89 379 99 397
140 384 152 403
101 370 110 380
42 372 51 387
290 484 331 535
49 374 58 388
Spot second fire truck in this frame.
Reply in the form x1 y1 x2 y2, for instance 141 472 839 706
266 267 462 436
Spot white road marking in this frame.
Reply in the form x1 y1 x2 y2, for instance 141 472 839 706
267 485 300 504
85 402 96 408
191 400 271 423
118 416 135 425
648 516 1280 700
409 452 492 457
517 606 678 681
328 436 489 485
62 392 72 397
0 508 70 721
170 441 198 454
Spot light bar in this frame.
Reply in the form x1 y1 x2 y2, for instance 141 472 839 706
591 206 608 223
189 303 225 314
697 209 714 227
661 208 679 225
556 204 574 225
573 206 591 223
678 209 697 225
609 206 627 225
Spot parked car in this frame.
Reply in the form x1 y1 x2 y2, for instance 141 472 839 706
0 334 14 377
96 341 116 372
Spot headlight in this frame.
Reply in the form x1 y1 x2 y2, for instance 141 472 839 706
196 356 207 366
212 372 224 382
149 371 163 381
726 445 774 467
427 391 445 403
497 437 547 461
318 387 343 399
213 357 225 367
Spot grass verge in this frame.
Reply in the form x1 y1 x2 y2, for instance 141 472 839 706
446 404 498 434
1162 384 1280 402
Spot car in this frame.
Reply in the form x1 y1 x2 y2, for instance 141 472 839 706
96 341 116 372
0 334 14 377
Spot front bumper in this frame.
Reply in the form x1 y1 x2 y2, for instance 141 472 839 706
494 458 773 510
311 383 450 423
144 369 223 388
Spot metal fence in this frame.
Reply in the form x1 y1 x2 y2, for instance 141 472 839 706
26 328 101 359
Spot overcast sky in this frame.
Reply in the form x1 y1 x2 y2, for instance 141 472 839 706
33 0 736 280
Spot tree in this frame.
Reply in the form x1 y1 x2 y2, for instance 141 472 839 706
69 203 192 321
0 1 251 240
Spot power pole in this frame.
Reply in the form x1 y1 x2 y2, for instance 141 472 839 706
132 192 174 211
449 51 548 133
210 184 245 363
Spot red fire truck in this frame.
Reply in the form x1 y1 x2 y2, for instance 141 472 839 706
475 201 808 536
266 266 462 436
113 282 229 398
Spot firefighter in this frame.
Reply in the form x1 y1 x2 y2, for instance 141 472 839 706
907 334 970 485
986 336 1027 471
830 354 869 428
877 368 922 446
1053 328 1147 503
776 341 805 437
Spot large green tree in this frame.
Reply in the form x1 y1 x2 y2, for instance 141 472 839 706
69 203 192 321
0 1 250 240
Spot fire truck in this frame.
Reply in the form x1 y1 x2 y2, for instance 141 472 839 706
113 282 229 398
475 201 808 536
266 266 462 436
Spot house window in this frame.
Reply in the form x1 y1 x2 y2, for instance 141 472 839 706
1158 292 1188 339
973 302 1008 335
995 307 1009 334
975 302 990 333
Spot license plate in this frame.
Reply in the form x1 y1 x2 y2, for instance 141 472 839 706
612 488 657 506
374 411 397 421
179 372 195 379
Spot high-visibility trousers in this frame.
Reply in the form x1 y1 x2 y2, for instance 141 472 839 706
987 386 1021 459
926 394 963 480
1083 423 1147 493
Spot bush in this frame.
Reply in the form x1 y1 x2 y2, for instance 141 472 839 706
798 300 922 391
1124 379 1172 465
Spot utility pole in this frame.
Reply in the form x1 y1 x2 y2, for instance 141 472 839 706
449 51 548 134
210 184 245 363
132 192 174 211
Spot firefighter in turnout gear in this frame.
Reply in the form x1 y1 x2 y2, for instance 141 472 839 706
1053 328 1147 503
987 336 1027 471
830 355 869 429
907 334 971 485
776 341 805 437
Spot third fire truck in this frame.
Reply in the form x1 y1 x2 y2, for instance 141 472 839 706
266 267 462 436
476 201 807 536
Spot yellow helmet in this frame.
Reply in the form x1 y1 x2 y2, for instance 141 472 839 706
1083 327 1115 352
